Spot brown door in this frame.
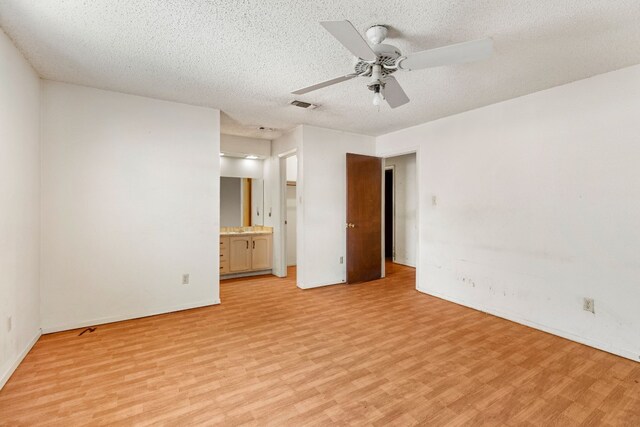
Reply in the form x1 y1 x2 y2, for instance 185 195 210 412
346 153 382 283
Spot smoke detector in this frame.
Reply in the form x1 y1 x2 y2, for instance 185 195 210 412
290 100 319 109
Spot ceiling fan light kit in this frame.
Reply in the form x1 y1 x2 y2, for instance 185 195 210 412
372 85 383 106
292 20 493 109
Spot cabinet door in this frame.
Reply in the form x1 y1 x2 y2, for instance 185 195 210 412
251 235 272 270
220 261 230 274
229 236 251 272
220 236 229 251
220 237 230 274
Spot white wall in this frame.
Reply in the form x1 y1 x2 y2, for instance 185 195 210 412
300 125 376 288
220 157 263 179
220 133 270 158
250 178 265 226
286 186 297 266
219 134 267 179
377 64 640 361
286 155 298 182
384 154 417 267
40 81 221 333
220 177 242 227
0 29 42 389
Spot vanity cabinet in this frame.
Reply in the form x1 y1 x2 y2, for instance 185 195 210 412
229 236 252 272
221 234 272 275
251 234 272 270
220 236 230 274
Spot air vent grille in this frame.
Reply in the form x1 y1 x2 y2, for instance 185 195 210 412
290 100 318 109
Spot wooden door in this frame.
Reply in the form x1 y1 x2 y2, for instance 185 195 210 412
251 235 272 270
346 153 382 283
229 236 251 272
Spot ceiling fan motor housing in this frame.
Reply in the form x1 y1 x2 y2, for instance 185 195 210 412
366 25 388 45
354 43 402 77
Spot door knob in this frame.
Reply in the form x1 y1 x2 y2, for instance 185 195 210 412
346 223 355 228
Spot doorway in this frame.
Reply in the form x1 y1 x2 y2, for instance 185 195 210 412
274 150 300 281
383 153 417 272
285 155 297 268
384 167 394 260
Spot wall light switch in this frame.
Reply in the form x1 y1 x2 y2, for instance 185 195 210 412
182 274 190 285
583 297 595 313
7 316 12 332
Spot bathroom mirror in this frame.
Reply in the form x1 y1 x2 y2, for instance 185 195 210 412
220 177 264 227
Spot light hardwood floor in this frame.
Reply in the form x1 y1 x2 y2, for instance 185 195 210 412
1 263 639 425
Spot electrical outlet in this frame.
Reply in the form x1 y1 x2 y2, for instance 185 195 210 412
339 256 344 264
7 316 12 332
583 297 595 313
182 274 190 285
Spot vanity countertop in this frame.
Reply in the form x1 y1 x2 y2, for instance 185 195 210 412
220 226 273 236
220 231 272 236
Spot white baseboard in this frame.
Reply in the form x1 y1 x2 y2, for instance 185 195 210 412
0 329 42 390
392 258 416 268
42 299 220 334
221 270 272 280
416 286 639 363
298 281 343 290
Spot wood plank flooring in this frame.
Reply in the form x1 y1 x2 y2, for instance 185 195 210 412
1 263 639 426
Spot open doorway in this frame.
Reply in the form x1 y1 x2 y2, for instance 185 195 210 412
219 156 272 281
285 155 297 270
384 167 394 260
273 150 299 281
383 153 417 276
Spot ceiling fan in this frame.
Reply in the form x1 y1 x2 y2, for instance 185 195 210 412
292 20 493 109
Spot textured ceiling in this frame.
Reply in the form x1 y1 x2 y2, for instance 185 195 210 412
1 1 640 138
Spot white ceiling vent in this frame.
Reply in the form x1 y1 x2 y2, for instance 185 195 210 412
290 100 318 109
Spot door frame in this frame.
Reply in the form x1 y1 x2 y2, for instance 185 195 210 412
380 149 419 288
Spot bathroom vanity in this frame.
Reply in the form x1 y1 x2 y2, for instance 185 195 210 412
220 228 273 277
219 172 274 279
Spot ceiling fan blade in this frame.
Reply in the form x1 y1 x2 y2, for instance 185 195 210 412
383 76 409 109
320 20 377 61
399 38 493 71
291 73 359 95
